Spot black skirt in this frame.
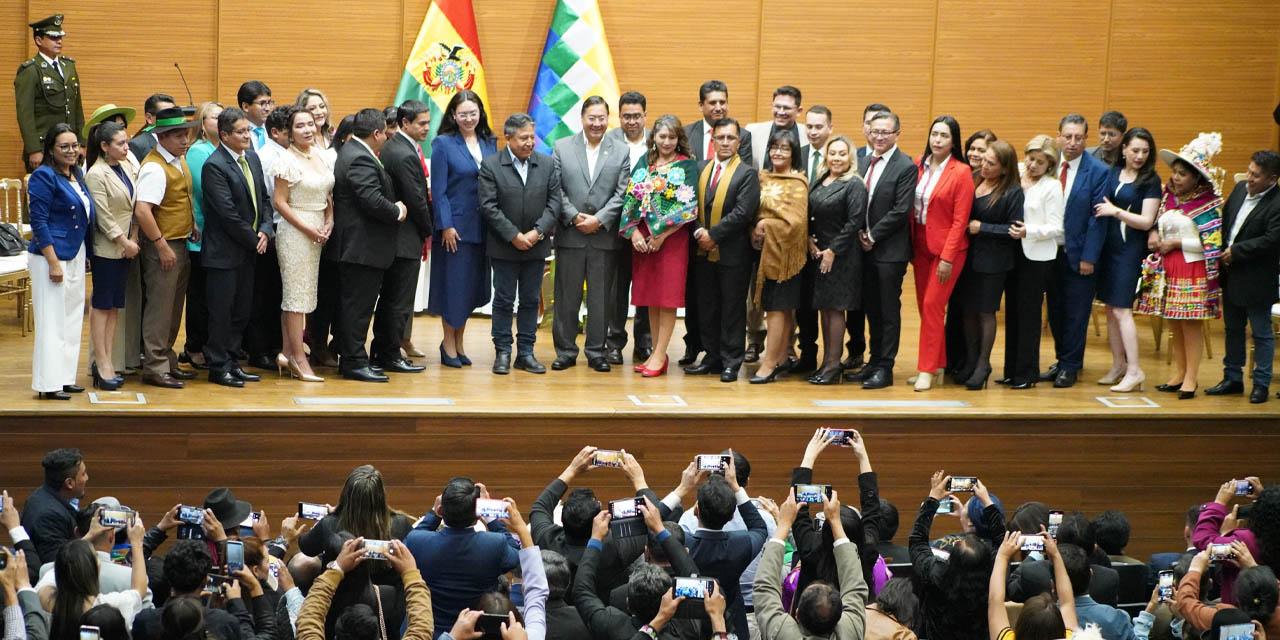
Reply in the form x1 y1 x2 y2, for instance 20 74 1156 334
956 269 1008 313
761 272 803 311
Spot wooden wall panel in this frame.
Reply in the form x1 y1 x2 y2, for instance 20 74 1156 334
1106 0 1280 178
931 0 1111 157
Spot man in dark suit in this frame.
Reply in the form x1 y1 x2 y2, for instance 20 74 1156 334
686 118 760 382
199 107 273 388
376 100 436 374
1207 150 1280 403
478 113 561 375
551 97 630 372
602 92 652 365
844 103 891 369
683 472 768 637
1042 114 1108 388
20 448 86 564
845 111 917 389
333 108 408 383
127 94 176 163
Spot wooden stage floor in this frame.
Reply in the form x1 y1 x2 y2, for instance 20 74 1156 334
0 272 1276 561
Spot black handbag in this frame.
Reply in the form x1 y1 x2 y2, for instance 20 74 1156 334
0 222 24 257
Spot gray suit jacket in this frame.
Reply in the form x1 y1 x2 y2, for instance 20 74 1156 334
552 132 630 250
19 588 49 640
477 148 561 262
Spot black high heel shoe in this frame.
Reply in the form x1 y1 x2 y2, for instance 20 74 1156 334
749 366 782 384
965 365 991 390
1154 382 1183 393
807 368 843 385
1178 386 1197 400
39 391 72 400
91 363 123 391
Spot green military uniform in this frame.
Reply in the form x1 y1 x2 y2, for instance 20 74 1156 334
14 14 84 158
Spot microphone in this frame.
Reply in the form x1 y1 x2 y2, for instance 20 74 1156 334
174 62 196 116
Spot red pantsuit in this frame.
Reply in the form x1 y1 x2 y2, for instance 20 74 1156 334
910 156 974 373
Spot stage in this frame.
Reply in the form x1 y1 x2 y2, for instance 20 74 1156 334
0 283 1276 561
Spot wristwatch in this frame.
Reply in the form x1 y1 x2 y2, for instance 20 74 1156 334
536 230 546 242
325 561 344 576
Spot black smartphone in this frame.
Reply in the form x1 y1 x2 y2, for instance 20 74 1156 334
238 511 260 538
177 505 205 526
0 547 9 571
476 613 509 639
1018 535 1045 552
793 483 833 504
205 573 231 593
298 502 329 520
79 626 101 640
609 497 644 518
1219 623 1256 640
696 454 730 473
1235 480 1253 496
828 429 856 447
1157 570 1173 602
1209 543 1236 561
177 525 205 540
98 507 134 529
225 540 244 573
1047 510 1064 537
947 476 977 492
362 539 390 560
935 497 956 514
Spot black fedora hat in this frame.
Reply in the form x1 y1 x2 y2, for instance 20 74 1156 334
202 488 252 530
148 106 198 134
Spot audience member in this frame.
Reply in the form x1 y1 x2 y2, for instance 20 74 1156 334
1094 511 1143 564
295 537 432 640
22 449 87 563
540 550 590 640
1062 544 1135 640
866 577 919 640
130 540 257 640
1008 511 1119 606
34 500 154 606
876 500 910 564
988 530 1078 640
1175 550 1279 637
79 604 128 640
1193 478 1277 604
45 519 146 638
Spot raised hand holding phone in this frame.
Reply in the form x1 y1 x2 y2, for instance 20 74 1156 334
335 537 368 573
449 609 484 640
929 470 951 501
590 510 611 542
639 500 664 535
996 530 1021 560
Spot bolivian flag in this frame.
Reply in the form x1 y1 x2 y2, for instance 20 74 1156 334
394 0 490 159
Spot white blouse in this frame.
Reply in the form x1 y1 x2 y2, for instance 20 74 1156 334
1156 209 1205 263
1019 175 1065 261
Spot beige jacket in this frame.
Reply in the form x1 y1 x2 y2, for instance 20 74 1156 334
85 155 139 259
865 606 917 640
754 538 867 639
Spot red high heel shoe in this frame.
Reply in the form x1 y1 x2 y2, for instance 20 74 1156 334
634 362 648 372
641 356 669 378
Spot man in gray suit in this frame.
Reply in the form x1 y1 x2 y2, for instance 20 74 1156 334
478 113 561 375
550 97 631 372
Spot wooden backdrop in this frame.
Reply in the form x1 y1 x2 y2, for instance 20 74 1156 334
1 1 1277 181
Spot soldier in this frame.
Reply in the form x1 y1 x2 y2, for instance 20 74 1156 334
14 14 85 173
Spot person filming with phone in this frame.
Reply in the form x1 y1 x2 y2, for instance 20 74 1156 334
296 537 433 640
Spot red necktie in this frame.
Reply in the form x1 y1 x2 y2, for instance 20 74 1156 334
415 143 430 179
705 133 714 161
1059 162 1069 192
864 156 881 187
709 163 723 193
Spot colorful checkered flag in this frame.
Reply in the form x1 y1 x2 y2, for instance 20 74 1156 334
527 0 621 154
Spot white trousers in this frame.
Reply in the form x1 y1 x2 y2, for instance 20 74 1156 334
30 246 86 392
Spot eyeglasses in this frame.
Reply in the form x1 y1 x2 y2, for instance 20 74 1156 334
869 130 899 138
56 142 81 152
253 99 275 108
620 114 645 122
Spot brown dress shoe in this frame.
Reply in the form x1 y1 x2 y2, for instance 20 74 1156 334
143 373 185 389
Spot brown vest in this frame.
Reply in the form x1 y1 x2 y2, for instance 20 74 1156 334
142 148 194 240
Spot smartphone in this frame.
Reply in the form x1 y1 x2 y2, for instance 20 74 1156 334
1018 535 1045 552
239 511 260 538
1219 623 1256 640
362 539 390 560
475 498 509 520
1209 543 1236 561
1047 510 1064 537
673 576 716 599
98 507 134 529
79 626 101 640
793 483 833 504
177 524 204 540
947 476 977 492
298 502 329 520
225 540 244 573
177 505 205 526
591 450 624 468
609 497 644 519
828 429 856 447
476 613 509 638
935 497 955 514
205 573 230 592
696 454 730 472
1235 480 1253 496
1157 570 1174 602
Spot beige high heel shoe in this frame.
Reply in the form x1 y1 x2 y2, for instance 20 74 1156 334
908 368 944 385
914 371 934 392
1110 371 1145 393
276 353 290 377
287 356 325 382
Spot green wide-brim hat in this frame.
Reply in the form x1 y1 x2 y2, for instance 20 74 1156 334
149 106 198 134
83 103 136 139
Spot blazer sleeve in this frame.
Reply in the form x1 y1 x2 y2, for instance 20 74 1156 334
203 158 261 250
477 159 520 242
295 569 340 640
390 144 433 240
251 154 273 237
18 588 49 640
834 541 869 640
738 128 754 168
831 179 868 255
347 154 401 223
1081 162 1108 265
1229 199 1280 264
400 570 434 640
752 542 793 640
86 169 126 241
594 151 630 232
708 168 760 245
977 189 1023 236
908 497 943 588
530 479 566 548
430 139 454 231
941 172 974 263
858 471 883 553
868 160 918 244
26 168 56 251
536 163 562 236
571 545 632 640
552 148 581 226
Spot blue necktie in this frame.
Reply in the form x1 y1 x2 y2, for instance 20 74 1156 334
253 126 265 148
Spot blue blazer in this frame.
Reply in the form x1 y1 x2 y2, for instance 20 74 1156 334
27 165 95 260
1063 151 1109 272
405 515 520 638
430 133 497 245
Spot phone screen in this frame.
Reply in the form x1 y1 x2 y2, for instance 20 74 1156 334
178 505 205 525
225 540 244 572
79 626 101 640
1018 535 1045 552
475 498 509 520
592 450 623 468
476 613 508 637
1210 543 1235 560
1158 570 1173 601
673 577 714 599
1047 510 1063 537
610 498 641 518
99 508 133 529
1220 623 1256 640
935 498 955 514
947 476 977 492
1236 480 1253 496
794 484 831 504
828 429 854 446
696 454 730 472
298 502 328 520
362 540 390 559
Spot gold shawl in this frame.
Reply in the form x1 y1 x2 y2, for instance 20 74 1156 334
696 155 745 262
754 170 809 303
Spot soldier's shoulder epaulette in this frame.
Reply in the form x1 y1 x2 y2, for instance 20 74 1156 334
60 56 75 63
18 58 36 70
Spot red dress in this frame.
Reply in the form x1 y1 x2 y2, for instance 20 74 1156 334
631 223 690 308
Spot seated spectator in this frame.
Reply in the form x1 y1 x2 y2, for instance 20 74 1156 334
988 530 1078 640
933 485 1006 553
1147 505 1201 594
1062 544 1135 640
161 596 211 640
131 540 255 640
80 604 129 640
242 536 303 636
44 517 147 637
755 492 868 639
1132 555 1185 640
540 550 589 640
404 477 519 636
910 471 1004 640
792 428 885 599
573 505 706 640
1094 511 1144 565
1194 478 1277 604
529 447 649 598
1008 503 1051 543
866 577 919 640
295 537 432 640
605 522 698 620
1174 548 1279 637
1009 512 1119 606
876 499 911 564
2 491 42 587
21 448 88 564
35 500 155 608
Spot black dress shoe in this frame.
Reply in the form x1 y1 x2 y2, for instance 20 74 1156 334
169 367 198 380
342 366 389 382
493 352 511 375
1250 386 1269 404
588 357 611 372
374 357 426 373
1039 363 1061 382
633 346 652 362
1053 369 1077 388
744 343 762 363
844 364 874 383
210 371 246 388
862 368 892 389
678 349 700 366
683 362 717 375
179 351 209 370
720 367 739 383
995 377 1012 385
63 384 85 393
230 367 260 382
513 354 547 374
247 354 276 371
1205 380 1244 395
39 391 72 400
605 348 624 365
552 356 576 371
840 355 864 370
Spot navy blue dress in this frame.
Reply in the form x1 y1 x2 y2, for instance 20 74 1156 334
428 134 497 328
1095 167 1161 307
